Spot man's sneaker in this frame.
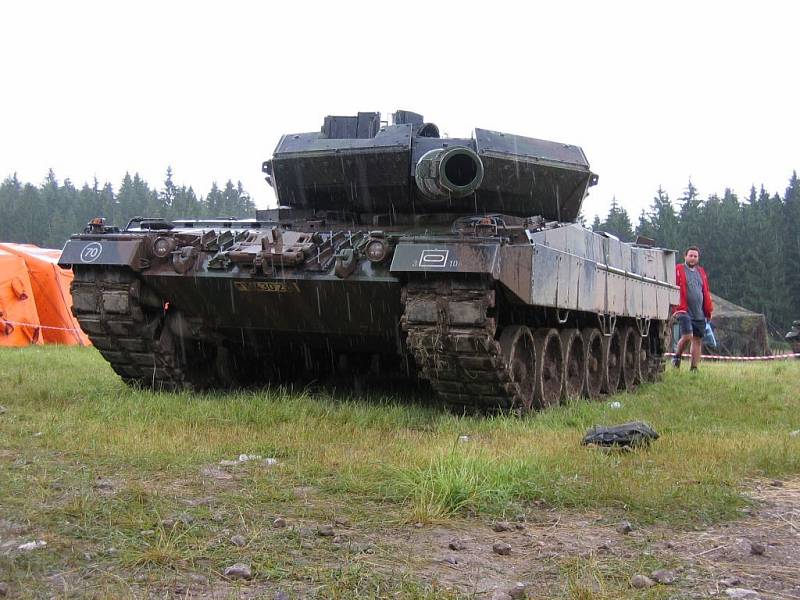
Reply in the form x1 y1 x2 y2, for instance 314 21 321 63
672 355 681 368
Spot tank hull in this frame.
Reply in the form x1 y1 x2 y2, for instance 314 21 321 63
61 218 677 411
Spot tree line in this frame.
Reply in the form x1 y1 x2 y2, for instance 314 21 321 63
0 168 255 249
592 173 800 333
1 168 798 333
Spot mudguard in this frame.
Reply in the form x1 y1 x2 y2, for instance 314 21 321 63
390 241 500 275
59 238 145 270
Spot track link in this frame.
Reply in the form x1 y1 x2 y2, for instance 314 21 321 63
401 278 524 412
70 267 189 390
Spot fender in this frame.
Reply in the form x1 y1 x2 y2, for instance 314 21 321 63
390 241 500 275
59 238 145 270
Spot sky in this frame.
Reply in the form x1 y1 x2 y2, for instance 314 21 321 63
1 1 798 222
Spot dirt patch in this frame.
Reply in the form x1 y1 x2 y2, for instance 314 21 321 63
372 479 800 598
4 473 798 599
662 478 800 598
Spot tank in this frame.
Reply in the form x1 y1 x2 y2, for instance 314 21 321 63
59 110 679 412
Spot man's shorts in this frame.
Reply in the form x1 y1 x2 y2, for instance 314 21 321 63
677 313 705 338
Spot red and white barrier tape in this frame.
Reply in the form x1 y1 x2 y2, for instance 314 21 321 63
666 352 800 361
0 320 84 334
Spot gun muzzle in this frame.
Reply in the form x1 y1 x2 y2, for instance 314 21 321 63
414 146 484 199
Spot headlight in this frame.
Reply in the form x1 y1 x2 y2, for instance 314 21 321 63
365 239 387 263
153 236 176 258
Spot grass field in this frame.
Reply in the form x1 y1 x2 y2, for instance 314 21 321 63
1 347 799 598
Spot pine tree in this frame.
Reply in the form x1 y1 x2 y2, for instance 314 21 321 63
783 172 800 326
161 166 177 214
644 186 680 250
677 180 703 249
598 197 634 241
205 182 223 216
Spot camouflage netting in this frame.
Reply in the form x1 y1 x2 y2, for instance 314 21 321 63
706 294 770 356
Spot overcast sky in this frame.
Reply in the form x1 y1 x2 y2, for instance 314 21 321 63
2 1 797 221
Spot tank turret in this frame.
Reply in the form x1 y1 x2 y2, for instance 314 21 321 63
262 110 597 221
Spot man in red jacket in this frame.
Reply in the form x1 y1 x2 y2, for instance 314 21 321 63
672 246 713 371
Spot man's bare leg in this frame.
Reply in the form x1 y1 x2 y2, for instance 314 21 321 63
690 336 702 369
677 334 692 358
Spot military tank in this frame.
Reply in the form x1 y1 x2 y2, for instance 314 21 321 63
59 110 679 412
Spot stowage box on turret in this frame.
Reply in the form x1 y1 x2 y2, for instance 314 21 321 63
60 110 679 412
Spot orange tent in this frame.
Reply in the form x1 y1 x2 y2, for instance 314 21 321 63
0 243 90 346
0 249 42 346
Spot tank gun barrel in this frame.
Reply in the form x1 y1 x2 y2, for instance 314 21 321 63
414 146 484 200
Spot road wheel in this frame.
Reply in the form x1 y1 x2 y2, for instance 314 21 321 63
559 329 585 401
533 328 563 408
582 327 604 399
635 333 651 383
499 325 537 413
601 328 622 394
620 326 638 392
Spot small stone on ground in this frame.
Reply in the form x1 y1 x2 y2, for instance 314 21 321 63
630 574 655 589
651 569 676 584
318 525 335 537
448 538 466 551
188 573 208 586
492 521 512 532
17 540 47 551
493 542 512 556
749 541 766 555
725 589 760 599
230 534 247 547
616 520 634 534
223 563 252 580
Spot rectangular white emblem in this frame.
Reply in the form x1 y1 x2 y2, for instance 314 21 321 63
419 249 449 268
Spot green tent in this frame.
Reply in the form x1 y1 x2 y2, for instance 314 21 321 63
706 294 770 356
671 294 770 357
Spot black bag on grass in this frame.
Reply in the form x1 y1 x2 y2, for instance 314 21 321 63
582 421 659 448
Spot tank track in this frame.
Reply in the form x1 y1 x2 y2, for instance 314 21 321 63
648 324 668 380
70 267 189 391
401 277 669 412
650 353 666 380
401 277 523 412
